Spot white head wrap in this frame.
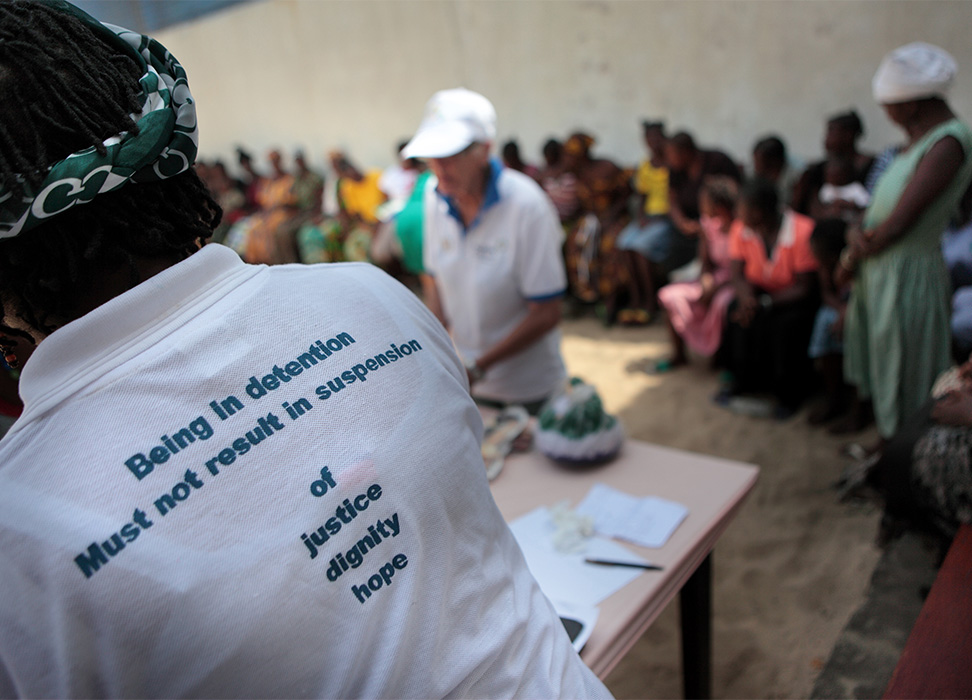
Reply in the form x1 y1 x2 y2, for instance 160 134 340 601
873 42 957 104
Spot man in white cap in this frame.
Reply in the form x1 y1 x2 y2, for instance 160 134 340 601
403 88 568 413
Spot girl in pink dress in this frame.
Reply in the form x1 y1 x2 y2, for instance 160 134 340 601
656 177 739 367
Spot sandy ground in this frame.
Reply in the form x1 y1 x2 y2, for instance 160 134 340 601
557 316 884 699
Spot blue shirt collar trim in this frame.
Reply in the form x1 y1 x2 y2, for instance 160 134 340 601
437 157 504 234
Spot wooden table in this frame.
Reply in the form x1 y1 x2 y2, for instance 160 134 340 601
489 439 758 699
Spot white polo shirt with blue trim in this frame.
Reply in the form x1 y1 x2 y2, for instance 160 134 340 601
423 160 568 404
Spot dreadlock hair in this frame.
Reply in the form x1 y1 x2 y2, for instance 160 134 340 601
0 0 221 338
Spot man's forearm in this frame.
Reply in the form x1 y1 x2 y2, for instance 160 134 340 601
475 299 561 372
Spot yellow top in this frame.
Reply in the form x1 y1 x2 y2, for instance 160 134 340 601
339 170 385 224
634 161 669 216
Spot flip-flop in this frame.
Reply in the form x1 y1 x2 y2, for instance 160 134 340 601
643 358 672 375
482 405 530 481
617 308 653 326
840 442 870 461
727 396 774 418
626 357 672 375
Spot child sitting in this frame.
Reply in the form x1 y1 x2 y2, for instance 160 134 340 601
653 176 740 370
807 218 851 424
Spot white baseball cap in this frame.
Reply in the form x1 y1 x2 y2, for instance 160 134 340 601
873 42 957 104
401 88 497 159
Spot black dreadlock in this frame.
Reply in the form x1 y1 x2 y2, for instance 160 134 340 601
0 0 221 337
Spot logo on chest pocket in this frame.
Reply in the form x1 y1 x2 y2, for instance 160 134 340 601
474 240 507 261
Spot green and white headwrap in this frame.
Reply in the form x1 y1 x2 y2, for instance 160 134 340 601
0 0 198 238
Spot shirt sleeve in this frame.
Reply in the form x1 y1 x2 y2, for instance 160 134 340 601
514 187 568 301
791 215 819 274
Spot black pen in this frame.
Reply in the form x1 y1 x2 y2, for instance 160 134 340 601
584 557 664 571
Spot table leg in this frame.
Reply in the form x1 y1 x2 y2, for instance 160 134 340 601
679 553 712 699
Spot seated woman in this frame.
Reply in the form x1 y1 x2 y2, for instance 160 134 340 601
654 176 739 370
298 152 386 265
242 149 298 264
223 149 297 264
501 139 540 181
270 149 325 265
539 138 580 225
719 178 819 418
792 110 875 217
614 121 674 324
666 131 743 244
561 132 632 321
868 358 972 545
331 151 387 262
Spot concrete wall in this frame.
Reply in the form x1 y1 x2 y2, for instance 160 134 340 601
154 0 972 176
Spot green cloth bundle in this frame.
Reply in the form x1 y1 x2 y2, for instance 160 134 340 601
536 378 624 463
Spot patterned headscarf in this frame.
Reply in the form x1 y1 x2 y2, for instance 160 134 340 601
564 133 595 157
0 0 198 238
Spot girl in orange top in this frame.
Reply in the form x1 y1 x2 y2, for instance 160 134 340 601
719 179 819 418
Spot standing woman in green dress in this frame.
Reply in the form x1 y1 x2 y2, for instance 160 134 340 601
840 43 972 447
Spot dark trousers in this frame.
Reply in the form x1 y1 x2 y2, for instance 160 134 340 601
721 296 819 410
874 401 940 532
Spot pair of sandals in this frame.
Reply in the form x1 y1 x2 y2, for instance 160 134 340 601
481 406 531 481
616 308 653 326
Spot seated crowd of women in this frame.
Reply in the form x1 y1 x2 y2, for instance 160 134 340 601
531 116 857 423
197 145 425 271
534 42 972 548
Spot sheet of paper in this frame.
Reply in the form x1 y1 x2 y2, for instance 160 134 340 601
575 482 688 548
509 507 648 608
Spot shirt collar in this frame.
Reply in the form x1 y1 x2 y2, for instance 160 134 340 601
741 211 797 261
437 157 504 234
12 244 259 432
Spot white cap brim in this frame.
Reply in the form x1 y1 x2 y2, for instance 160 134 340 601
401 122 477 160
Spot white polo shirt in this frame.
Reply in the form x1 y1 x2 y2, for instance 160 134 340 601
423 160 568 404
0 244 610 699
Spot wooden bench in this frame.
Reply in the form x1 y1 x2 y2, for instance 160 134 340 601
884 524 972 699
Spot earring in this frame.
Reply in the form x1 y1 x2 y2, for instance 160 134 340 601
0 337 19 370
